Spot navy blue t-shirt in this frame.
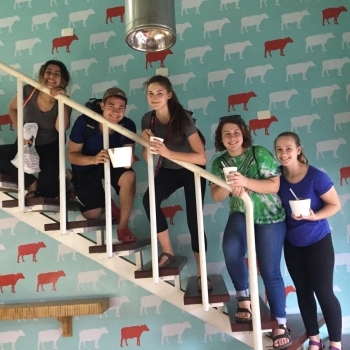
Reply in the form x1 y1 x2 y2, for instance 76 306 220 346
278 165 332 246
69 114 136 172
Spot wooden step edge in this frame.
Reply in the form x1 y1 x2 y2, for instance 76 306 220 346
183 275 230 305
89 237 151 254
134 256 187 279
2 197 80 211
226 296 278 332
44 219 118 232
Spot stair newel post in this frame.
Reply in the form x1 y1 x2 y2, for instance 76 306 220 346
147 150 159 283
16 79 25 212
194 172 209 310
58 100 67 235
242 192 263 350
103 123 113 258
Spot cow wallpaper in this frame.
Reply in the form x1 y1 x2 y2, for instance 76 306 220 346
0 0 350 349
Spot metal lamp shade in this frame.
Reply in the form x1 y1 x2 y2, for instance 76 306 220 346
125 0 176 52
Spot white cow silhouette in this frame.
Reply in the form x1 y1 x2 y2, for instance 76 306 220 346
245 64 273 84
322 57 350 77
220 0 240 11
334 112 350 131
162 322 192 344
291 114 320 133
178 233 191 252
224 41 252 60
0 16 20 33
269 89 298 109
286 61 315 81
77 269 106 290
306 33 334 53
32 12 57 30
78 327 108 349
281 10 309 30
203 202 224 222
104 296 129 317
37 328 61 350
71 57 97 76
169 72 196 91
241 14 269 33
334 253 350 272
204 323 226 342
311 84 340 105
207 68 234 88
181 0 206 15
176 22 192 40
140 295 163 315
108 54 134 72
316 138 346 159
342 32 350 49
185 45 212 65
188 96 215 115
0 217 19 236
203 18 230 38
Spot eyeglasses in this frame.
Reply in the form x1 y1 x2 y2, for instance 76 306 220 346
219 115 242 122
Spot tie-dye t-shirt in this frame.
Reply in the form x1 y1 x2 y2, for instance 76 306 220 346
211 145 285 224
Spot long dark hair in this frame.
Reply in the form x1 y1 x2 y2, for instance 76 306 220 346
144 75 190 141
274 131 308 164
214 115 253 152
38 60 70 89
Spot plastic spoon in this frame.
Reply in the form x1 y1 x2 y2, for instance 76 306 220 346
289 188 298 200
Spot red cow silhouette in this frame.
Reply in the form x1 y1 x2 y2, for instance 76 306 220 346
340 166 350 186
249 116 278 136
264 37 293 58
146 49 173 69
37 270 66 292
106 6 125 24
120 324 149 347
161 205 183 225
52 34 79 54
0 114 14 131
322 6 347 26
228 91 257 112
17 241 46 263
0 273 25 293
245 257 260 275
265 285 296 305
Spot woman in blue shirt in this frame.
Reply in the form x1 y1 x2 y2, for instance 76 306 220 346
274 132 342 350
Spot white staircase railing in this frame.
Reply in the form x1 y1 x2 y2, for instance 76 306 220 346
0 61 263 350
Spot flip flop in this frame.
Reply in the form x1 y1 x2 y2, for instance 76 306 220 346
117 228 136 243
158 252 175 268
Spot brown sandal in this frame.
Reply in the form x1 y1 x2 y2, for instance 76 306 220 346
117 228 136 243
158 252 175 268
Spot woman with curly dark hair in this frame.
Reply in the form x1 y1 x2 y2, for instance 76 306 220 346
210 115 291 350
141 75 210 290
0 60 71 198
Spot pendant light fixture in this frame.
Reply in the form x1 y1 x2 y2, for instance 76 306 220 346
125 0 176 52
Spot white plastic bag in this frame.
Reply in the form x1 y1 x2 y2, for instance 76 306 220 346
11 123 41 174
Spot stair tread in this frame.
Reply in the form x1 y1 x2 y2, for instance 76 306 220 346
2 197 80 211
89 237 151 254
44 219 118 231
227 296 278 332
134 256 187 279
183 275 230 305
0 174 20 192
286 313 325 350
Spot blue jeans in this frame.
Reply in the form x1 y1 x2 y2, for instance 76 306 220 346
223 212 286 324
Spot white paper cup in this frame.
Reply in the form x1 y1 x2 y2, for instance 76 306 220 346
150 136 164 154
108 146 132 168
289 199 311 217
223 167 237 184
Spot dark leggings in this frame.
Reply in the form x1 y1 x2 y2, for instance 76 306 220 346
284 234 342 341
0 139 60 198
143 166 207 253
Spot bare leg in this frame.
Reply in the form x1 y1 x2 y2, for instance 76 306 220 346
26 179 38 198
117 171 136 230
157 229 174 265
81 207 103 220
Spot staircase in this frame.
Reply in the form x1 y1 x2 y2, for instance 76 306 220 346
1 184 326 350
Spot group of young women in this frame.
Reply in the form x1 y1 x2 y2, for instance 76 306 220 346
0 59 342 350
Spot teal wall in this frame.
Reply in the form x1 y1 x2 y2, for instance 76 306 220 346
0 0 349 348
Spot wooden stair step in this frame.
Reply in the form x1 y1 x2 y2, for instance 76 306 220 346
134 256 187 279
44 219 118 233
89 237 151 255
285 313 325 350
2 197 80 212
183 275 230 305
226 296 278 332
0 174 20 192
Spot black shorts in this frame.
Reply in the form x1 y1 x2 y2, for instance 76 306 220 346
71 164 135 213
